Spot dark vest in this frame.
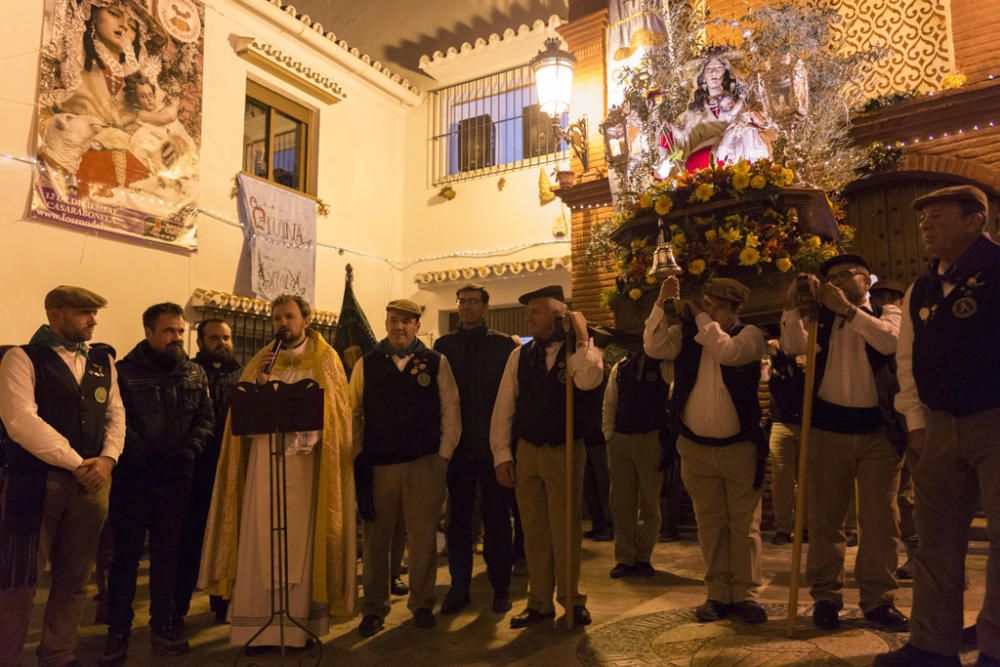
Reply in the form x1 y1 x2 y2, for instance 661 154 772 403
811 305 892 434
362 348 442 465
670 319 763 449
513 342 600 447
767 351 804 425
614 353 669 435
910 238 1000 416
3 345 112 471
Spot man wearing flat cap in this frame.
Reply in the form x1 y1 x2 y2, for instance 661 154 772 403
645 275 769 624
781 253 909 633
491 284 603 629
433 284 518 615
0 286 125 666
350 298 461 636
877 185 1000 667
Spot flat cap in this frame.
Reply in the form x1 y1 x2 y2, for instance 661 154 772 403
912 185 988 213
519 284 566 305
386 298 422 317
870 278 906 296
702 278 750 305
44 285 107 310
820 253 872 277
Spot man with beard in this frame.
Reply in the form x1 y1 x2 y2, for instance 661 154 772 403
0 286 124 667
199 295 355 650
100 303 214 665
434 284 517 615
172 319 242 627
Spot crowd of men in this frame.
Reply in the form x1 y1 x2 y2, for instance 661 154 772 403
0 184 996 667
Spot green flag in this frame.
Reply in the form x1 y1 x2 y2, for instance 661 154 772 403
332 265 377 378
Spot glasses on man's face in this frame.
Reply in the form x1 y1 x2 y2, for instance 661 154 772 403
827 268 867 283
457 298 483 306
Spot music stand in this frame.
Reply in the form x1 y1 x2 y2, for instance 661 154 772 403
230 379 325 665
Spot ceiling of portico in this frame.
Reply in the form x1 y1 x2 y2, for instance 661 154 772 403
289 0 569 85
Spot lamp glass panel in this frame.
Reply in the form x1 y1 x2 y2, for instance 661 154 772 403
534 59 573 117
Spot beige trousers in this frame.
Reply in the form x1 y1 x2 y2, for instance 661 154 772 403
607 431 663 565
677 436 762 604
805 427 901 612
515 439 586 614
0 470 110 667
911 406 1000 657
361 453 447 617
769 421 807 534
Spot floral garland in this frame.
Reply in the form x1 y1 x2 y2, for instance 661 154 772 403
601 159 853 307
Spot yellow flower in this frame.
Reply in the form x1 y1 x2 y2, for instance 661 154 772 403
732 173 751 191
690 183 716 203
629 288 643 301
721 227 742 243
941 73 967 90
807 235 822 248
776 257 792 273
688 259 707 275
639 194 653 209
739 247 761 266
732 159 751 176
646 275 657 284
745 232 760 248
781 167 795 185
672 232 687 245
704 229 717 242
655 196 673 216
750 174 767 189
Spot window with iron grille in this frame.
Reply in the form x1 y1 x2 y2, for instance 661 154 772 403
430 65 569 184
193 307 337 367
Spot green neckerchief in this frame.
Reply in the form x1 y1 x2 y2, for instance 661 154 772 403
29 325 88 355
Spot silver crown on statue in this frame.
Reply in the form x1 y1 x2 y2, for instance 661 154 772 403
647 218 683 279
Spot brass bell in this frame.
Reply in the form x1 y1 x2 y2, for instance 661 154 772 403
647 219 683 279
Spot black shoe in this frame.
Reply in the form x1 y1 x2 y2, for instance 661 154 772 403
872 643 961 666
730 600 768 624
98 633 129 667
845 529 859 547
895 557 915 580
609 563 633 579
812 600 841 629
358 614 384 638
771 531 791 545
390 576 409 596
245 645 270 656
695 599 728 623
633 561 655 577
440 589 471 615
492 592 512 613
977 654 1000 667
572 605 592 626
591 528 614 542
413 607 436 629
864 604 910 633
962 624 978 646
583 527 599 539
510 608 555 628
150 627 189 655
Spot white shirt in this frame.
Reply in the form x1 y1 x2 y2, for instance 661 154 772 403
781 301 900 408
601 358 673 442
489 339 604 466
348 352 462 460
643 307 765 438
0 345 126 471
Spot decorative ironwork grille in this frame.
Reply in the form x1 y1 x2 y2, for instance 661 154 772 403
193 306 337 367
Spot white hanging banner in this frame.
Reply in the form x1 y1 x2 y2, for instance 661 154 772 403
237 173 316 304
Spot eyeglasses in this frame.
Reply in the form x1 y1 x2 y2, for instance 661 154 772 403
457 298 483 305
827 268 868 283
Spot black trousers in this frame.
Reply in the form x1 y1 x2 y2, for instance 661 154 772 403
446 456 514 595
107 466 191 634
173 447 220 617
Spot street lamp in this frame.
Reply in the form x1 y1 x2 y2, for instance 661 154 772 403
530 37 589 173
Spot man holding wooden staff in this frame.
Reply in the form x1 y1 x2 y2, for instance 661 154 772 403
780 254 909 633
490 285 603 629
644 276 768 624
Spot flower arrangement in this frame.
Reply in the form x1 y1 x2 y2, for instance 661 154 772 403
601 159 854 307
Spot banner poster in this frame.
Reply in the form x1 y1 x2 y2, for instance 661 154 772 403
237 173 316 305
31 0 205 250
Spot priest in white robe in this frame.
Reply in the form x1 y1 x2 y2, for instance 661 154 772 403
198 294 355 648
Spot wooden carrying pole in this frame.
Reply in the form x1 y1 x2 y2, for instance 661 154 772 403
564 316 575 630
786 302 820 637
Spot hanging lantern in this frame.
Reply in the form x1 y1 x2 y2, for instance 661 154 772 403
531 37 576 117
647 219 683 279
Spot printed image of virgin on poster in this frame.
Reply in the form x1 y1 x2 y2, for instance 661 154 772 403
31 0 205 250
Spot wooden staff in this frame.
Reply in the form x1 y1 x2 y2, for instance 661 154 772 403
785 290 820 638
564 314 576 630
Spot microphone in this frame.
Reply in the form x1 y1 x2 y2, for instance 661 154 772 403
260 332 285 376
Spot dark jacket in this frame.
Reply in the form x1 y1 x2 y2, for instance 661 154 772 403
116 341 214 478
434 325 516 461
192 352 242 455
767 350 804 425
